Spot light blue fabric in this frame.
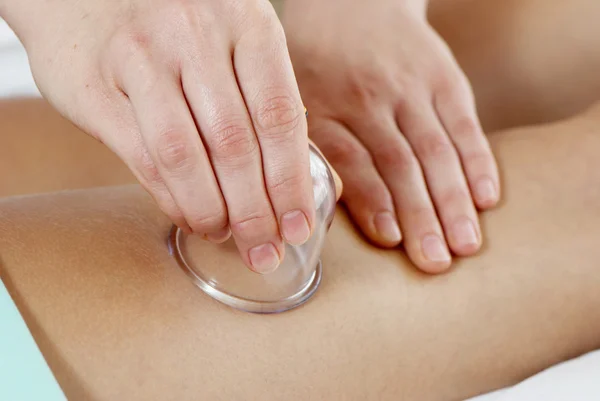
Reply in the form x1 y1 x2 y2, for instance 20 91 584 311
0 280 66 401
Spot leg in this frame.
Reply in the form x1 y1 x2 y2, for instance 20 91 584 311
429 0 600 130
1 102 600 400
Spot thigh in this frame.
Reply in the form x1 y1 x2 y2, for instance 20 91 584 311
429 0 600 131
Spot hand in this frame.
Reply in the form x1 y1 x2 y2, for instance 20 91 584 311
2 0 315 273
283 0 500 273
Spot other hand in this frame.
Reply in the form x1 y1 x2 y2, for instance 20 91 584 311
283 0 500 273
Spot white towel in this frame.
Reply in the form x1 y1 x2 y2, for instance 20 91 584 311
469 350 600 400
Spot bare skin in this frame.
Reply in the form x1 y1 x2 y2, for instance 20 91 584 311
283 0 500 272
2 0 600 399
6 0 600 216
2 102 600 400
429 0 600 131
1 0 316 274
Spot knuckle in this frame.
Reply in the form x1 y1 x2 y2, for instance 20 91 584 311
435 68 467 95
169 0 216 39
434 73 455 96
439 186 471 209
394 92 410 114
110 28 152 61
345 68 384 106
134 147 163 186
154 129 196 172
187 210 228 234
230 211 275 238
320 137 372 166
414 133 455 160
267 171 306 196
108 29 160 93
450 116 481 141
169 0 195 20
237 1 281 35
435 73 476 111
209 117 258 165
253 4 281 30
254 95 302 138
374 144 419 174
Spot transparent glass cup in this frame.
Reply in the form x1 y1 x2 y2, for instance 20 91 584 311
169 144 337 313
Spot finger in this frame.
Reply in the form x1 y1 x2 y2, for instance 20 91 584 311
87 89 192 233
232 10 315 248
181 47 283 274
351 114 451 273
120 61 228 237
118 132 193 234
398 100 481 257
119 125 231 244
310 118 401 247
435 77 500 209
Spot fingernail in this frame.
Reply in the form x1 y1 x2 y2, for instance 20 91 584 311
476 177 498 204
422 234 451 263
249 243 280 274
281 210 311 246
373 212 402 243
206 227 231 244
452 218 479 248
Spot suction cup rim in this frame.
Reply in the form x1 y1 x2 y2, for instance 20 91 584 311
168 226 322 314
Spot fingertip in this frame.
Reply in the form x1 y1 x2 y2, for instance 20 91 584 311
344 198 400 248
409 233 453 274
419 260 453 275
447 217 482 257
281 209 311 246
449 236 482 258
247 242 282 275
453 242 482 257
206 227 232 244
415 256 453 274
473 177 500 209
372 211 403 247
